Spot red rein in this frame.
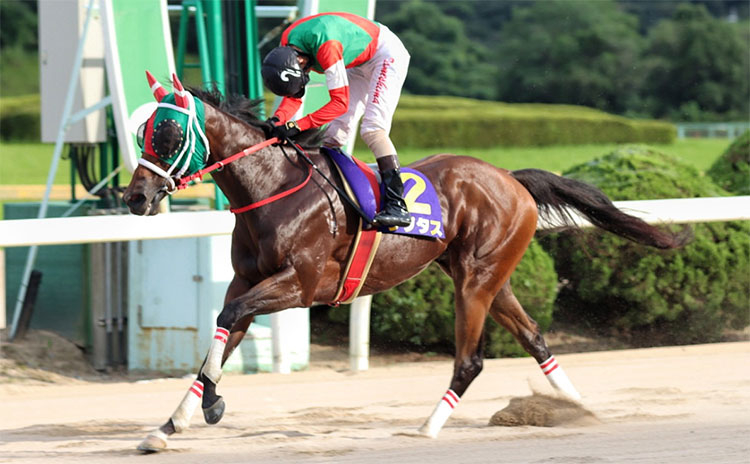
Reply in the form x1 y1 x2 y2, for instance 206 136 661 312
175 137 313 214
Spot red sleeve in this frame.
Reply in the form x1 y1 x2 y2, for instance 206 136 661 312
296 87 349 131
273 97 303 124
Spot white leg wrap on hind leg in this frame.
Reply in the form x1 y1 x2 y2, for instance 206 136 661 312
540 355 581 400
418 389 460 438
201 327 229 384
170 379 204 433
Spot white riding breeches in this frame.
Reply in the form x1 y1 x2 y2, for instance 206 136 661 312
324 24 410 154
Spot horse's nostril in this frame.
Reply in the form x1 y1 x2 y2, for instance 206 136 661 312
127 193 147 207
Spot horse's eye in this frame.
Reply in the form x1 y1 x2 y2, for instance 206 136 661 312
137 122 146 149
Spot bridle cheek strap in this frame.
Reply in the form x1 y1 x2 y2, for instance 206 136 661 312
138 157 177 192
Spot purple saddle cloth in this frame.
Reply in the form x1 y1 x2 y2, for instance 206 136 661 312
322 147 445 239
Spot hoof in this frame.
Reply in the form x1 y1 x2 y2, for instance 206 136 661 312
137 433 167 453
203 396 225 425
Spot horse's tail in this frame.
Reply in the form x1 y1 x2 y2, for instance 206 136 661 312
510 168 689 249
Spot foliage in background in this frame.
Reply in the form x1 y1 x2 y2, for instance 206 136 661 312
641 4 750 121
706 130 750 195
0 92 676 147
0 0 37 51
543 146 750 345
495 0 644 115
377 0 496 100
391 95 675 148
329 240 558 358
0 94 40 141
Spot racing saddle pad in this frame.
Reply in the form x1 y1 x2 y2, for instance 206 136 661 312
322 147 445 239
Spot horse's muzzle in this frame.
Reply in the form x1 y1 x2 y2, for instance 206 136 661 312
123 189 167 216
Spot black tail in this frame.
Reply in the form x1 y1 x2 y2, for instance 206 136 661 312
511 169 689 249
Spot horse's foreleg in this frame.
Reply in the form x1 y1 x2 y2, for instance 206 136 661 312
137 278 253 453
489 282 581 400
419 285 493 438
200 268 305 424
137 316 253 452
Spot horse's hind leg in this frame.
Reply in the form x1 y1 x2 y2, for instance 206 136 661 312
419 281 494 438
489 281 581 400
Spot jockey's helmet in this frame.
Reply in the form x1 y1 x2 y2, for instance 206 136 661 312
261 46 310 98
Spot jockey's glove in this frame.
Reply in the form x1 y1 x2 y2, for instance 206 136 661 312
261 117 280 139
270 120 301 143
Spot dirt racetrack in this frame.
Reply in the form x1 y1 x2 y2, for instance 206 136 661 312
1 341 749 463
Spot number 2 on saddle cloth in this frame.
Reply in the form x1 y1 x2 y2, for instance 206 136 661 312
322 147 446 305
323 147 445 238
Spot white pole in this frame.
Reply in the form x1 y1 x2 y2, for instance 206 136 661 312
349 295 372 371
271 311 292 374
9 0 98 340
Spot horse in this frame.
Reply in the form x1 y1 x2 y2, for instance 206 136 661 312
124 74 686 452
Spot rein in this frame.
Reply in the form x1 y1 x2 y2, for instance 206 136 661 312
171 134 371 222
174 137 314 215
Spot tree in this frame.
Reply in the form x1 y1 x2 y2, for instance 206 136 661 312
377 0 497 100
495 0 644 114
640 4 750 121
0 0 37 51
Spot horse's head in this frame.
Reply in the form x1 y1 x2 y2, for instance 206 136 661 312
123 71 210 215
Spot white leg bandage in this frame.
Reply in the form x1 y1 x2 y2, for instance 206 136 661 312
418 389 460 438
201 327 228 384
169 379 204 433
540 355 581 400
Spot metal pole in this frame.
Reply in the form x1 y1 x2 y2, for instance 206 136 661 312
10 0 98 340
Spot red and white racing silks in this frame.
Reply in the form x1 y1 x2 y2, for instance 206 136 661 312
273 12 410 147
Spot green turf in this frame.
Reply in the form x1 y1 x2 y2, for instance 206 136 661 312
354 138 732 174
0 138 732 187
0 142 71 185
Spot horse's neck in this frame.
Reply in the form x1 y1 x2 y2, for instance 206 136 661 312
204 105 291 209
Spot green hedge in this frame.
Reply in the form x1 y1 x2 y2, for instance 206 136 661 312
329 239 558 358
0 94 40 141
392 95 676 148
707 130 750 195
542 145 749 344
1 92 675 147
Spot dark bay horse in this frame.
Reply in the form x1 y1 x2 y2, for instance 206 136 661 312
124 75 685 452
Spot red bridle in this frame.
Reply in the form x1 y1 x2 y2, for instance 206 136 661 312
175 137 313 214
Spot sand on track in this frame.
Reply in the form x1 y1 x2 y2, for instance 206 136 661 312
1 342 749 463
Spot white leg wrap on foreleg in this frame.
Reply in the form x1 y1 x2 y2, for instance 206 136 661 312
418 389 460 438
169 379 204 433
201 327 229 384
540 355 581 400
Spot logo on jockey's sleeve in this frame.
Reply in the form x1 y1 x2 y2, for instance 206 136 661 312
280 68 302 82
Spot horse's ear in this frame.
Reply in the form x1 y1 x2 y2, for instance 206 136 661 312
172 73 190 109
145 70 167 102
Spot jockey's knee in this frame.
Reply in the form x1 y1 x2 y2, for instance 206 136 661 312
361 129 396 159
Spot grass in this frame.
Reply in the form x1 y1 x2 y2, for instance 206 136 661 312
354 138 732 173
0 138 732 187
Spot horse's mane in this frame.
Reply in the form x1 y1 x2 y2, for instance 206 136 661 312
188 86 325 147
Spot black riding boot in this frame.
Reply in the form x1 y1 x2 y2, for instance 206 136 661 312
373 156 411 227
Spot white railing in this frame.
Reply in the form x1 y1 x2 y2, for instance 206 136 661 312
2 196 749 370
2 197 748 248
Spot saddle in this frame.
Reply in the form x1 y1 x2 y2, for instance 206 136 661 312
321 147 445 304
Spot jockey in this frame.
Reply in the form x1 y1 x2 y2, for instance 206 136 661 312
261 12 411 228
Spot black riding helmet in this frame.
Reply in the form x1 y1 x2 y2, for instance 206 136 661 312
261 46 310 99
